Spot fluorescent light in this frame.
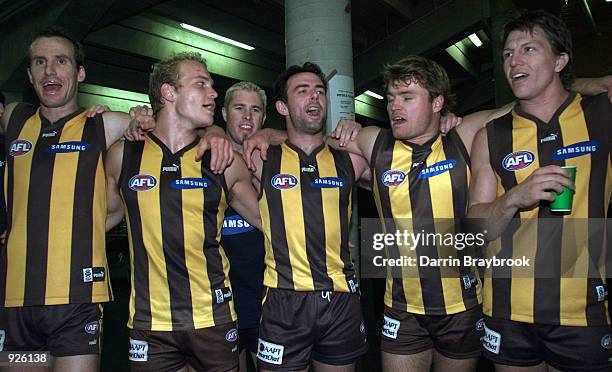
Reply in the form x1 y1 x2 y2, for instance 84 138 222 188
364 90 383 100
180 23 255 50
468 33 482 47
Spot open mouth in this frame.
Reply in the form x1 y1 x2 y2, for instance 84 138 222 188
42 80 63 94
511 72 528 82
306 106 321 117
238 123 253 130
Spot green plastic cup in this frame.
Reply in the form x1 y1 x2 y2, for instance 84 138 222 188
550 166 576 212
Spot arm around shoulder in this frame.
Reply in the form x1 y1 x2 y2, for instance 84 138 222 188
225 154 262 231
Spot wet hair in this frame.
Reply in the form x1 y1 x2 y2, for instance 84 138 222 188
382 55 455 115
224 81 267 111
148 52 208 115
29 27 85 68
502 10 573 89
273 62 327 103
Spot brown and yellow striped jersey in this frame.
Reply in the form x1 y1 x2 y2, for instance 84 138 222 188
485 92 610 326
0 103 111 307
259 142 358 293
119 134 235 331
372 129 481 315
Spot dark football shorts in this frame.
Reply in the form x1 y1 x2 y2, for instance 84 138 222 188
482 315 612 372
0 303 103 357
257 288 368 371
380 305 483 359
128 321 239 372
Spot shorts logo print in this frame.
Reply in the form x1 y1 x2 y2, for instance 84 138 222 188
482 324 501 354
84 321 99 334
475 318 484 331
257 339 284 365
129 338 148 362
226 328 238 342
382 315 400 339
360 321 366 334
601 334 612 350
0 330 4 351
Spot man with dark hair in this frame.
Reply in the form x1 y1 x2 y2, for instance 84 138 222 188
0 28 171 371
235 62 370 371
467 10 611 371
105 52 261 372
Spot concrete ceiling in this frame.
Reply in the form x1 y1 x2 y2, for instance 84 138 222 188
1 0 611 124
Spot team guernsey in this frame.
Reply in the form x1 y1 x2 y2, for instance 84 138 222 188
259 142 358 293
0 104 111 307
371 129 481 315
485 92 610 326
119 134 235 331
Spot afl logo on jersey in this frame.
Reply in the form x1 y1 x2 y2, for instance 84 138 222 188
128 174 157 191
9 139 32 156
552 140 599 160
502 150 535 171
271 173 298 190
418 160 456 179
381 170 406 187
47 141 91 153
171 178 211 189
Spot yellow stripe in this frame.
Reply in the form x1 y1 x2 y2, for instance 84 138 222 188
5 112 40 306
137 138 169 329
390 141 424 312
260 191 277 288
91 155 109 302
180 152 214 328
46 111 88 302
316 148 347 292
125 210 136 329
509 112 538 322
280 144 313 290
558 95 589 326
427 138 465 313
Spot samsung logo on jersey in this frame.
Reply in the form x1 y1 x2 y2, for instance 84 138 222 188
381 170 406 187
271 174 298 190
552 141 599 160
9 139 32 156
310 177 345 188
128 174 157 191
171 178 210 189
222 215 255 235
502 150 535 171
418 160 456 179
47 141 91 153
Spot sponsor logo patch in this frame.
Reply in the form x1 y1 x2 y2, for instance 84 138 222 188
170 178 210 189
301 164 316 173
359 321 366 334
257 339 284 365
602 334 612 350
162 163 179 172
502 150 535 171
381 170 406 187
47 141 91 153
482 324 501 354
348 278 359 294
552 141 600 160
221 215 255 236
84 321 99 334
271 174 298 190
9 139 32 156
226 328 238 342
41 131 58 138
382 315 400 339
82 267 105 283
128 174 157 191
418 160 456 179
0 329 5 351
214 287 233 304
129 339 148 362
310 177 345 188
462 274 477 290
540 133 558 143
596 285 608 302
